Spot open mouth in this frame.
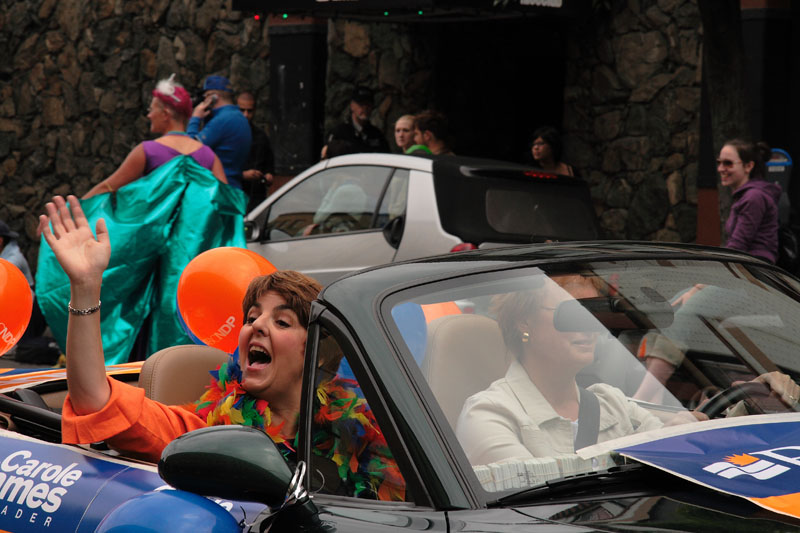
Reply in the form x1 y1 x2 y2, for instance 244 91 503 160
248 346 273 366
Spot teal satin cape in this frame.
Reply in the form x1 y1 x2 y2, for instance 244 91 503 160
36 156 247 364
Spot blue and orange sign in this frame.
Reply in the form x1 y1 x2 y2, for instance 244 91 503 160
617 419 800 519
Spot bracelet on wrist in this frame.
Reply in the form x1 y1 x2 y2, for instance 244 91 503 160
68 300 101 316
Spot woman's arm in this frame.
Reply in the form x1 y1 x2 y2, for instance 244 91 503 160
211 155 228 184
38 195 112 414
83 144 147 199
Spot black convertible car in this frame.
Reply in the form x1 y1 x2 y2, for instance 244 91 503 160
3 242 800 531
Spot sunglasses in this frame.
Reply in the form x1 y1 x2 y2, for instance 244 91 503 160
716 159 742 168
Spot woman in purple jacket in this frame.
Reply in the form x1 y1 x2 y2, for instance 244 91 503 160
718 139 781 263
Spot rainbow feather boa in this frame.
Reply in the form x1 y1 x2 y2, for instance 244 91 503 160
192 356 405 501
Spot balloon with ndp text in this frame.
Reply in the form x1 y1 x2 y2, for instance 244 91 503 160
0 259 33 356
177 248 276 354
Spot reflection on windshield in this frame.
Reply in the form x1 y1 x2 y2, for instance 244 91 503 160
388 260 800 493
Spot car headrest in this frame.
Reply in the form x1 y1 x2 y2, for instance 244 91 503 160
421 314 511 428
139 345 230 405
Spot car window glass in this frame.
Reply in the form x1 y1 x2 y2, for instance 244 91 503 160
308 326 408 502
486 187 597 239
384 260 800 495
376 169 409 227
265 166 393 240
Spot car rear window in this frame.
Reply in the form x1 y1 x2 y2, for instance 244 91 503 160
485 187 597 237
432 160 599 244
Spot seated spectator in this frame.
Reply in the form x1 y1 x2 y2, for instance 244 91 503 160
0 219 53 363
0 220 33 287
84 75 226 199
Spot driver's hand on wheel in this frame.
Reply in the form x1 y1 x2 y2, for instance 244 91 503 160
746 371 800 409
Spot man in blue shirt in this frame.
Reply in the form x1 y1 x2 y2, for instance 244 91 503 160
188 76 252 190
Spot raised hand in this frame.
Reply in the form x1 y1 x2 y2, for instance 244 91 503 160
38 195 111 286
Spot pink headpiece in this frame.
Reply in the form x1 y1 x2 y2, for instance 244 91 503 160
152 74 193 118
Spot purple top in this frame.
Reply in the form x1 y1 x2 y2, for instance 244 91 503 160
143 140 216 174
724 179 781 263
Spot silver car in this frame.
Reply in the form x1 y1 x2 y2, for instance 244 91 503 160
245 153 599 285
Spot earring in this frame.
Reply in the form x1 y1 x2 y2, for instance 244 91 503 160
521 332 530 343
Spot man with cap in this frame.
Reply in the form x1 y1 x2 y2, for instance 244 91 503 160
188 75 252 191
0 220 33 288
323 86 390 156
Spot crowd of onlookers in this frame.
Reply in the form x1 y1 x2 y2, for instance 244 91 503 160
1 77 786 366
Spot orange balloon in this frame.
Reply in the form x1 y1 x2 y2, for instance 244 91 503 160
0 259 33 357
177 248 276 353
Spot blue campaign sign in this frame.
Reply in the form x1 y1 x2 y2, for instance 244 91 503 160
617 420 800 518
0 432 265 531
0 435 151 532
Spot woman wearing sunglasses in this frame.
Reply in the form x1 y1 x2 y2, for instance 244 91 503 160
717 139 780 263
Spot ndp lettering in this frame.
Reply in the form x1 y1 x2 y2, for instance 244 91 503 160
0 322 13 348
0 450 83 513
207 316 237 346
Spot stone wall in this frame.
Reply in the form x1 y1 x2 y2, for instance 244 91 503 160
2 0 704 273
1 0 270 267
324 19 435 146
562 0 702 241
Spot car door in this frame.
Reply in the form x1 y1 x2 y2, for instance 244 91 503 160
247 166 407 286
295 312 450 532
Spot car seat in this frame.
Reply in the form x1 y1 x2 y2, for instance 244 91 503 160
139 345 230 405
421 314 512 427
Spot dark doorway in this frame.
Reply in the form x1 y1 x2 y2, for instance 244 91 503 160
430 18 567 164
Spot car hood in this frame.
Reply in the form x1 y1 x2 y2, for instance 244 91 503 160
444 416 800 531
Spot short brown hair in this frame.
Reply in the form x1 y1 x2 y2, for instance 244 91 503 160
241 270 322 329
415 110 449 141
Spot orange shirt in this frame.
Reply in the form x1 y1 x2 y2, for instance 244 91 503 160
61 377 207 463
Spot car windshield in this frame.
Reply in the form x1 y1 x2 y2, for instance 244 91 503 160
385 258 800 495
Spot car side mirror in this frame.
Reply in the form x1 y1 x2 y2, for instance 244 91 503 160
382 215 405 249
244 220 258 241
158 425 293 506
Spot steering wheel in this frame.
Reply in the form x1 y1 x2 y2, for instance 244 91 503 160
320 213 360 234
697 381 773 419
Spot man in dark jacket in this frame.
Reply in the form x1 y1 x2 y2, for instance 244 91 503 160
237 91 275 212
323 86 389 156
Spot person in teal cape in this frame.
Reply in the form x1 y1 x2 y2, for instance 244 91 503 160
36 155 247 364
